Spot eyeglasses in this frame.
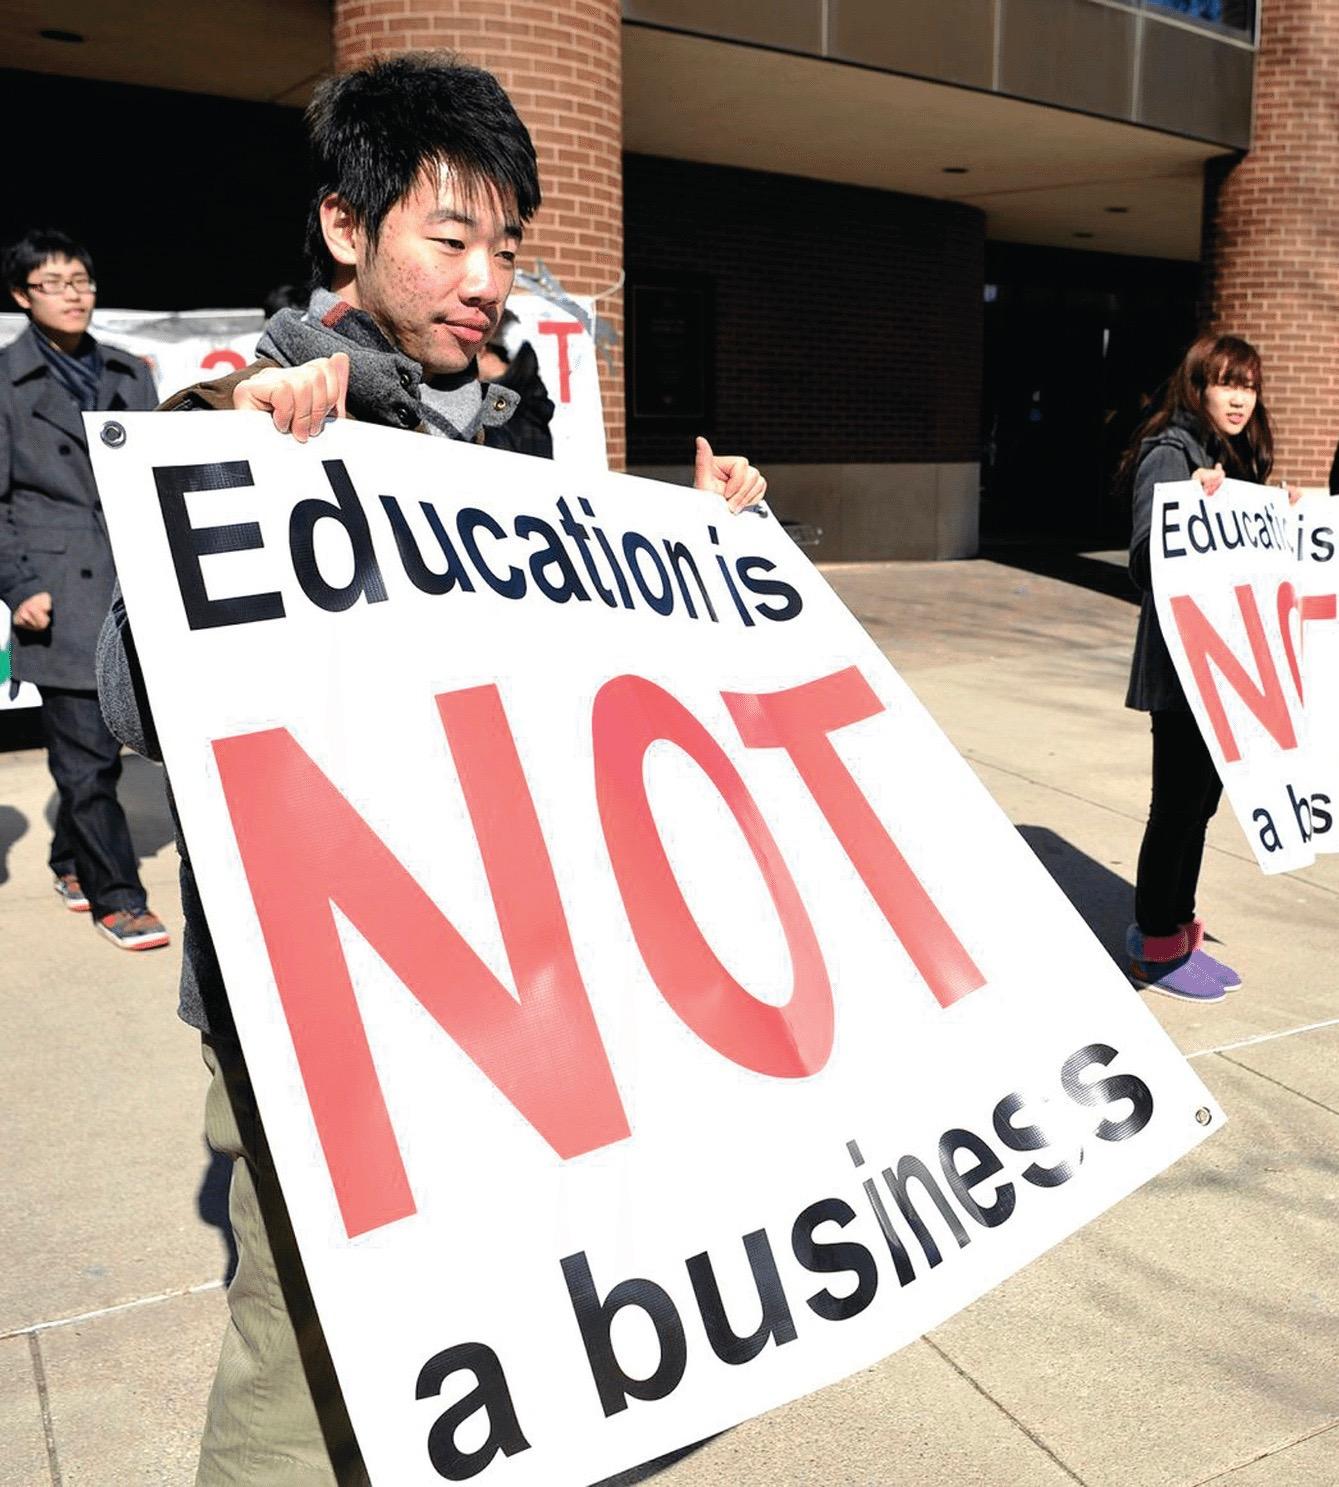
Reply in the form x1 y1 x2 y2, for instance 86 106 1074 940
25 276 96 296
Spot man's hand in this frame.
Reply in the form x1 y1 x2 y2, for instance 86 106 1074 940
693 436 767 514
1193 463 1225 496
12 591 52 631
233 352 350 443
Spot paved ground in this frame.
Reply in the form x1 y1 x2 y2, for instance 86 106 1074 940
3 553 1337 1486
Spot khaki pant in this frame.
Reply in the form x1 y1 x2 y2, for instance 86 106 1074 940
198 1039 369 1486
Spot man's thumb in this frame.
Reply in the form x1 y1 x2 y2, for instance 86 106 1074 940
694 435 714 482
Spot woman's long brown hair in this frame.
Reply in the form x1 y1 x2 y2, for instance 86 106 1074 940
1116 333 1275 497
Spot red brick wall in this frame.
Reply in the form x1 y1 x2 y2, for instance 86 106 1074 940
331 0 626 467
1203 0 1339 485
624 155 985 466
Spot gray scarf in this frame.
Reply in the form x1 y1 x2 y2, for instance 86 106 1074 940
256 287 517 441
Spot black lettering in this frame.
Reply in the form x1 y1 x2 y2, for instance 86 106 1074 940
881 1155 970 1267
992 1091 1080 1189
1187 499 1215 555
289 460 388 612
685 1230 797 1365
791 1198 879 1322
938 1128 1014 1228
513 513 589 603
1288 782 1313 844
579 497 633 608
735 555 803 621
1310 526 1335 562
1061 1044 1154 1143
1161 501 1186 559
416 1342 530 1481
662 539 718 623
380 496 476 596
622 530 675 616
456 508 526 599
1313 792 1333 835
560 1252 687 1418
556 496 617 607
849 1141 916 1285
153 461 284 629
1254 807 1282 852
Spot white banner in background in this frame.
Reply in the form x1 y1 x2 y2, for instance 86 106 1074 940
91 412 1219 1487
1 292 604 458
1152 480 1339 874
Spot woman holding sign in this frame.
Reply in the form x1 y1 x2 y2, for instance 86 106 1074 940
1120 334 1274 1002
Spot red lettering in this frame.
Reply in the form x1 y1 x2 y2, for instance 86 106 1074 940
202 348 246 373
592 675 833 1077
538 320 581 403
722 668 984 1009
213 686 628 1239
1170 585 1298 762
1281 586 1339 702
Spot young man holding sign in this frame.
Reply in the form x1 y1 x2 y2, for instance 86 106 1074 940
100 52 763 1484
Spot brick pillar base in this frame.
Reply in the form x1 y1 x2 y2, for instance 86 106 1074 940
1203 0 1339 485
332 0 625 468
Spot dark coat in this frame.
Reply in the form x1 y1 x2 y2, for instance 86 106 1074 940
0 325 157 689
1125 417 1216 713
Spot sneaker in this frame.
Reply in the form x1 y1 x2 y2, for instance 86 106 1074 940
1126 924 1225 1003
53 873 90 913
97 907 170 952
1182 919 1242 991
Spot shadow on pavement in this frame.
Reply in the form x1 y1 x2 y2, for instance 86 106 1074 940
0 707 43 752
197 1143 239 1285
0 803 27 885
590 1438 716 1485
1018 824 1132 966
982 542 1139 606
42 751 176 864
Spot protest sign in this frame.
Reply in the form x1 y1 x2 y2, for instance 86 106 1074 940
1151 481 1339 874
90 411 1219 1486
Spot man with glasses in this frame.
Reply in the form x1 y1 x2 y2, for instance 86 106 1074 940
0 228 168 950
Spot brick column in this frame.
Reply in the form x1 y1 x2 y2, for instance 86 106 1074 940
1203 0 1339 485
332 0 625 468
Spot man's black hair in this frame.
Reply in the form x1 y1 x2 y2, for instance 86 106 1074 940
2 228 95 297
304 52 542 287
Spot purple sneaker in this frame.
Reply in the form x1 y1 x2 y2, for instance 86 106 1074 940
1182 919 1242 991
1126 924 1226 1003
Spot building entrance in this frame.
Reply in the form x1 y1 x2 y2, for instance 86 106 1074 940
980 244 1199 547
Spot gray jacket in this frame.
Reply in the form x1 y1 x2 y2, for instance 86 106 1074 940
1125 416 1217 712
0 324 156 689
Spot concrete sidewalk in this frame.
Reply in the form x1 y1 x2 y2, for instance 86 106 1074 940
2 556 1337 1486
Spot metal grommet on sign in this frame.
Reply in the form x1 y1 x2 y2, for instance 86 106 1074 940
100 420 127 448
1195 1107 1212 1126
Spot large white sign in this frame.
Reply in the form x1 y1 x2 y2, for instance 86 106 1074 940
1152 481 1339 874
91 413 1219 1487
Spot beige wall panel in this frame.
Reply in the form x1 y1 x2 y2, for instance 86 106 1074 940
1139 21 1254 148
999 0 1136 120
828 0 995 90
623 0 822 53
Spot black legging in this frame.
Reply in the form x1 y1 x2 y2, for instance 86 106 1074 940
1135 709 1223 937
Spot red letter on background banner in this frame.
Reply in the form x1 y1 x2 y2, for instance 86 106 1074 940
214 687 629 1240
538 321 581 403
722 667 984 1010
1278 581 1338 703
592 675 833 1077
1169 585 1297 762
